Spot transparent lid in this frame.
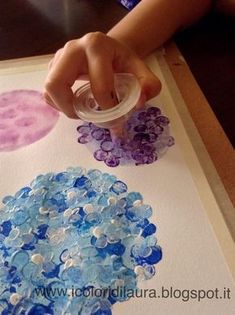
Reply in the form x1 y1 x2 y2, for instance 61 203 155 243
73 73 141 124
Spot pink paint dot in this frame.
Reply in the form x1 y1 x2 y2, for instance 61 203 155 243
0 97 9 108
15 117 36 127
0 90 59 151
0 124 6 130
17 103 31 111
0 109 17 119
0 132 19 146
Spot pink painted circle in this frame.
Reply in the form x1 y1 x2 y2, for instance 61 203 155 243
0 90 59 151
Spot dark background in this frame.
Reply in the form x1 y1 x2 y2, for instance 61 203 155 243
0 0 234 146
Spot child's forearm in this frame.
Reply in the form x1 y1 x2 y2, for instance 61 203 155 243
108 0 212 57
44 0 214 115
215 0 235 16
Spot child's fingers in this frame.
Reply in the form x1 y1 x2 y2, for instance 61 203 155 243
127 57 162 101
44 41 87 118
86 54 117 109
48 48 63 70
82 32 118 109
44 33 162 119
43 92 61 111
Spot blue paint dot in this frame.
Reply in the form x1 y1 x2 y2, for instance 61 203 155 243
74 176 91 189
36 224 48 240
21 243 35 250
9 286 16 293
42 264 61 279
145 246 162 264
106 242 126 256
28 304 53 315
92 309 112 315
137 218 149 228
141 223 157 237
1 220 12 237
110 181 127 195
15 186 31 198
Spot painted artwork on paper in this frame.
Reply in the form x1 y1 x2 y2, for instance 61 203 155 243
0 167 162 314
77 105 174 167
0 90 59 152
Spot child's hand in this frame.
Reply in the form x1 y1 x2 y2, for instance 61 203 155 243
44 32 161 118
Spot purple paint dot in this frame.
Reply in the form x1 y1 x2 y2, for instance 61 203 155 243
94 149 108 161
111 147 123 158
100 140 114 152
155 125 164 135
147 106 161 117
91 129 105 141
89 123 100 131
134 124 147 133
126 140 138 150
0 90 59 151
138 111 148 122
104 154 120 167
132 148 145 162
78 135 92 144
146 152 158 164
167 136 175 146
77 125 90 135
142 143 155 155
146 120 156 130
149 133 158 143
155 116 169 126
133 133 150 143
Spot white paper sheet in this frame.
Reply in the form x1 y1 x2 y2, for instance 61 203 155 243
0 56 234 315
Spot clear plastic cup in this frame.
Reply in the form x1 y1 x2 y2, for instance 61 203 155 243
73 73 141 137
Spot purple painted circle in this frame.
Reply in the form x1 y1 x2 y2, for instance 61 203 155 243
94 149 108 161
76 105 174 167
91 129 105 141
104 154 120 167
78 135 92 144
100 140 114 152
77 125 90 135
0 90 59 151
